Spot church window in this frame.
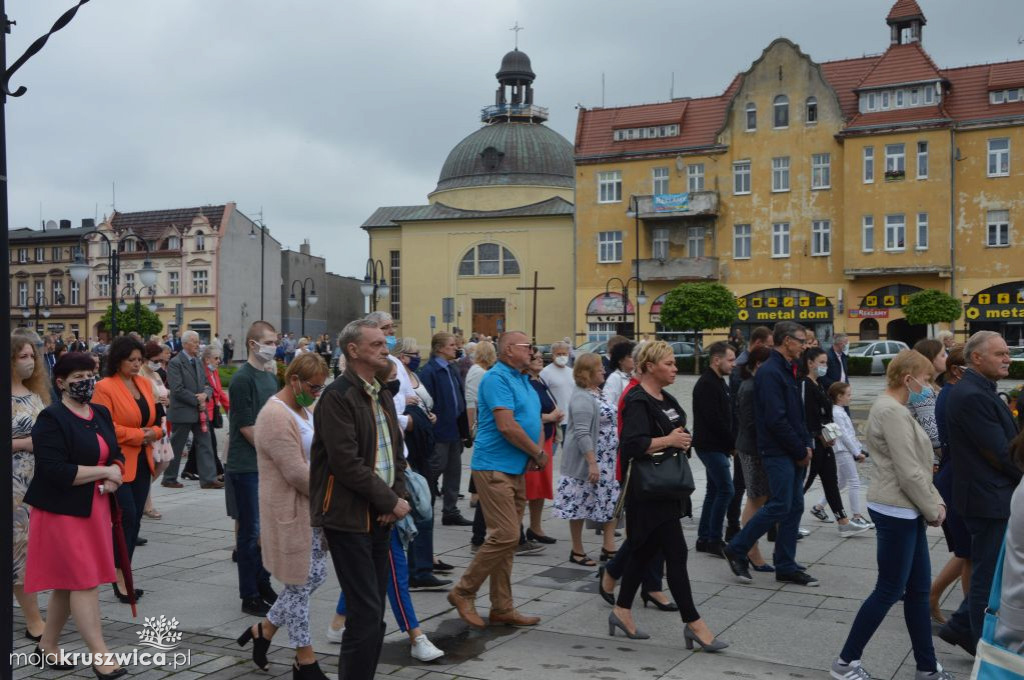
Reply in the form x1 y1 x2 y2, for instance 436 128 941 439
458 243 520 277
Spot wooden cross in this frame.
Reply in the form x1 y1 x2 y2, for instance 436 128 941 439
510 21 524 49
516 270 554 345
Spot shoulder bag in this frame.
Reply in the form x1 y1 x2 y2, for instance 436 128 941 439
971 537 1024 679
625 399 695 501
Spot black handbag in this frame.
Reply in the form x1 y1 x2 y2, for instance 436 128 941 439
629 447 695 501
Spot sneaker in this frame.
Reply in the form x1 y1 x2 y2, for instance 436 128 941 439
516 541 546 556
722 545 752 584
777 570 819 587
325 624 344 644
241 596 271 616
798 527 811 537
409 575 452 591
850 516 875 529
830 658 873 680
811 505 833 522
838 522 871 538
410 634 444 662
914 664 953 680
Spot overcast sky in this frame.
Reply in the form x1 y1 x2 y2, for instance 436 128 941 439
6 0 1021 277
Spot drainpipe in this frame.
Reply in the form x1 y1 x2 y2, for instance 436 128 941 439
949 128 957 338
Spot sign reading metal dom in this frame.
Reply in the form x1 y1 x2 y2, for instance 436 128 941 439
965 282 1024 321
735 288 834 323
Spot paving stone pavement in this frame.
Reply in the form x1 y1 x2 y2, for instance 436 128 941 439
13 374 1011 679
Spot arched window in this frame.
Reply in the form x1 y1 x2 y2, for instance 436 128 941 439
195 231 205 251
745 102 756 131
773 95 789 128
805 96 818 124
458 243 520 276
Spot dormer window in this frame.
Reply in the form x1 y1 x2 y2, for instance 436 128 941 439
195 231 205 251
167 235 181 250
991 88 1024 104
612 124 679 142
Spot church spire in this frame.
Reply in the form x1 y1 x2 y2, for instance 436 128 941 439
886 0 926 45
482 43 549 124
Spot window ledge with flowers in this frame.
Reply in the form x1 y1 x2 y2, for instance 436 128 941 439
884 170 906 181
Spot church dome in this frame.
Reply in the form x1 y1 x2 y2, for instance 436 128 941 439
434 121 574 193
497 49 535 82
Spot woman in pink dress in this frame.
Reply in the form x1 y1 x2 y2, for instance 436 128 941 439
24 352 128 679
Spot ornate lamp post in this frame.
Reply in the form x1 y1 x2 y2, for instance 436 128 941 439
360 258 389 313
118 283 158 332
287 277 318 337
603 276 648 340
248 218 267 319
22 292 61 332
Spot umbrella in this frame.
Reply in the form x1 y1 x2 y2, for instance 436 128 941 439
109 494 138 617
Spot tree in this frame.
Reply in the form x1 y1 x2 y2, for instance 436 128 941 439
659 282 739 373
98 303 164 338
902 289 962 336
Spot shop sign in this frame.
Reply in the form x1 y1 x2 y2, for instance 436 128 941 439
653 193 690 213
861 284 923 309
965 283 1024 321
591 314 636 323
849 308 888 318
735 291 833 323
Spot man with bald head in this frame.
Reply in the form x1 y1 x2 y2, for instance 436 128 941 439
939 330 1020 655
447 331 546 629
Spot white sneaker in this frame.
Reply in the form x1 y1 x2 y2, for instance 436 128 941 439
325 624 344 644
410 634 444 662
797 527 811 537
850 517 875 530
838 522 871 538
831 658 873 679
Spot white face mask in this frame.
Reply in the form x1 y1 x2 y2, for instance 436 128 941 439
816 364 828 378
252 341 276 363
15 358 35 380
554 355 569 367
148 361 162 372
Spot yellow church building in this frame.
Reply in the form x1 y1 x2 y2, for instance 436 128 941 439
363 49 575 344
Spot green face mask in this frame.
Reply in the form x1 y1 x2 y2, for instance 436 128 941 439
294 385 315 408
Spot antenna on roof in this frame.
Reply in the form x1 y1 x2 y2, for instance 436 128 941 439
111 181 116 212
602 72 606 107
670 72 675 100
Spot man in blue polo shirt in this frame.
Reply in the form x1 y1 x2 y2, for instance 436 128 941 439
447 330 546 629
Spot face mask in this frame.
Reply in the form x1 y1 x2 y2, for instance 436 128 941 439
66 376 96 404
816 365 828 378
15 358 35 380
294 386 315 408
252 341 276 363
385 335 397 351
385 379 401 395
148 361 162 371
554 355 570 367
907 378 935 405
407 356 421 372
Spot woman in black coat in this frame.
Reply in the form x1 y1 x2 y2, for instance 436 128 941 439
23 352 128 678
610 341 728 652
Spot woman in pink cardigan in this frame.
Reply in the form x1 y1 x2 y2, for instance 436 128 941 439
236 354 329 680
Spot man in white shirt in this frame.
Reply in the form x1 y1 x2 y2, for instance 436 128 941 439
539 341 574 441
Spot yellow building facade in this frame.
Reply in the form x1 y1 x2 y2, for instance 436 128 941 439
364 49 576 345
575 1 1024 346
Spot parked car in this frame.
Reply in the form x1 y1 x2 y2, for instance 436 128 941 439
576 340 606 355
846 340 910 375
1010 346 1024 362
536 343 553 364
670 341 702 358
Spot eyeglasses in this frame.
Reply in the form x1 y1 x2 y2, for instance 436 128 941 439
512 343 535 352
304 380 325 394
787 335 809 345
403 352 420 357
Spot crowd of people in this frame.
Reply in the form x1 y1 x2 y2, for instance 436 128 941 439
10 315 1024 679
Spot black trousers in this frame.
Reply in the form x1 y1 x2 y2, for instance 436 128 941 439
616 518 700 623
114 471 151 566
726 458 746 528
325 523 392 680
185 427 224 476
803 441 846 520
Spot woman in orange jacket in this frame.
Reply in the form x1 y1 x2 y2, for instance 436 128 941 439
92 335 164 604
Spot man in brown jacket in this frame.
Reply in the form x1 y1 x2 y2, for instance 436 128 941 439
310 318 409 680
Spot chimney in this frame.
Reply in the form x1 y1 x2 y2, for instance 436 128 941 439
59 219 72 229
300 239 310 256
81 218 95 229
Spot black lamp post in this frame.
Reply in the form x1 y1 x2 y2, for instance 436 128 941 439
249 218 267 319
118 283 158 332
21 292 61 332
603 276 648 340
360 258 389 313
69 232 160 339
288 277 318 337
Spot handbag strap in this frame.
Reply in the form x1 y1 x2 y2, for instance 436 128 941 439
988 535 1009 615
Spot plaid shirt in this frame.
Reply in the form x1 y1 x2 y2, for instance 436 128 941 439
361 377 395 487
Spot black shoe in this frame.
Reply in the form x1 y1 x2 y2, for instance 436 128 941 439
182 472 199 481
258 582 278 604
135 536 148 546
432 560 455 573
92 666 128 679
241 596 271 617
409 575 452 591
937 623 977 656
526 528 557 544
694 538 709 553
640 590 679 611
723 545 752 584
776 570 819 587
596 566 616 606
24 629 42 642
442 515 474 527
111 584 143 603
231 549 237 563
293 659 330 680
704 541 726 559
34 646 76 671
724 524 741 542
237 621 271 670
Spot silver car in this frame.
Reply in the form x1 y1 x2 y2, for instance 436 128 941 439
846 340 910 375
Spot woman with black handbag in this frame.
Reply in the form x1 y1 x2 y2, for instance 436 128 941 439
610 341 728 652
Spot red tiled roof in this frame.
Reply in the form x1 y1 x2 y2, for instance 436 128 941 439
110 205 227 240
943 63 1024 123
820 56 882 119
989 62 1024 90
857 43 942 89
887 0 925 23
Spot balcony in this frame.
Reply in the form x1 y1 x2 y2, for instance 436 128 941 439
630 191 719 220
635 257 719 281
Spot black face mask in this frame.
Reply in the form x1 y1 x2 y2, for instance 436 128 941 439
385 380 401 395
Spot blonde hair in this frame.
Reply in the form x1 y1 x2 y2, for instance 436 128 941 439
474 340 497 369
572 352 602 387
885 349 934 389
10 334 51 405
636 340 674 374
285 352 328 383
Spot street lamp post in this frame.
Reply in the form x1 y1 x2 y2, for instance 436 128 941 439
360 258 389 313
249 218 267 319
21 293 61 332
629 195 646 338
118 283 158 332
287 277 318 337
69 232 160 339
603 276 648 340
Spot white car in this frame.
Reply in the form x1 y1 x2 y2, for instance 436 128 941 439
846 340 910 375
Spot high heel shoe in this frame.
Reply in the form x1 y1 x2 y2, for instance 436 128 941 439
600 548 617 562
34 645 76 671
111 583 144 603
237 622 271 670
596 566 615 606
641 590 679 612
607 611 650 639
24 629 42 642
683 626 729 652
92 665 128 679
293 659 330 679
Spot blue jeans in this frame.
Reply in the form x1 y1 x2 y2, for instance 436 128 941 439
228 472 270 600
839 510 936 672
338 528 420 633
696 450 734 543
727 456 805 574
946 516 1007 643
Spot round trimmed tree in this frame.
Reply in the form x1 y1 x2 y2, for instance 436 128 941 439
901 289 962 337
659 282 739 373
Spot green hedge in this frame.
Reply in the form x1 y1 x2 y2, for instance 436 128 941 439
882 357 893 371
218 364 239 388
1010 361 1024 380
847 356 874 377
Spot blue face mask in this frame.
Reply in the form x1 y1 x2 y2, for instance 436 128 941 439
907 378 935 405
385 335 397 351
407 355 421 372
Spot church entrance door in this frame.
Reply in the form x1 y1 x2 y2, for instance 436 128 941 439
472 298 505 338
